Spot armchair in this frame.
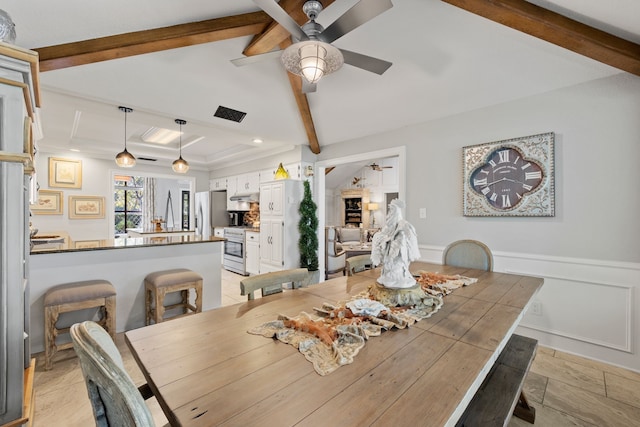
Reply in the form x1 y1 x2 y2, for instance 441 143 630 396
325 227 346 279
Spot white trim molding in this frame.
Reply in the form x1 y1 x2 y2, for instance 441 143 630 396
419 244 640 373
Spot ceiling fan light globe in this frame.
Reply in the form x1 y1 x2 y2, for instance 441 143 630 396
282 40 343 83
172 157 189 173
115 149 136 167
300 43 327 83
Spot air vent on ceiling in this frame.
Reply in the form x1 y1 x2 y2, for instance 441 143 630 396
214 106 246 123
137 157 157 162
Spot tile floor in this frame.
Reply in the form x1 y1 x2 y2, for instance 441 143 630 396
31 269 640 426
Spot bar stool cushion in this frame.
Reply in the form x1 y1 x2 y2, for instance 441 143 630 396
44 280 116 306
144 269 203 288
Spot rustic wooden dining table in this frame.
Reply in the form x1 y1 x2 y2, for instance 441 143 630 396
125 261 543 427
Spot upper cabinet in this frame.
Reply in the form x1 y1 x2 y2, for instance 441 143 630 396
236 172 260 193
210 177 227 191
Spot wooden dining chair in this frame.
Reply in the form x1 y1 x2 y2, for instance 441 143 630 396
442 239 494 272
71 321 156 427
240 268 315 301
346 254 373 276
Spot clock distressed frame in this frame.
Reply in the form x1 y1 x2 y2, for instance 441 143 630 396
463 132 555 217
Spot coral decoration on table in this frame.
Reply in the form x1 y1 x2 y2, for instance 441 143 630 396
249 200 479 375
248 271 477 376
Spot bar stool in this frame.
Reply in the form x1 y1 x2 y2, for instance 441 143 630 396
144 268 203 325
44 279 116 370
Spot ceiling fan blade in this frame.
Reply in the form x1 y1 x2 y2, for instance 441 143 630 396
302 80 317 93
319 0 393 44
340 49 392 75
231 49 282 67
253 0 308 42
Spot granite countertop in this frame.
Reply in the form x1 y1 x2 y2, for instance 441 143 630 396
30 235 225 255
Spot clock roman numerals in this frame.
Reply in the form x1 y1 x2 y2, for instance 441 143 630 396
469 146 545 212
498 150 510 163
525 171 542 180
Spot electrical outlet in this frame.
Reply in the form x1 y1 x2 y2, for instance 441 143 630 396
419 208 427 219
530 301 542 316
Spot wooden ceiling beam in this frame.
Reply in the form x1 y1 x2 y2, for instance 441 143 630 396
442 0 640 77
280 39 321 155
242 0 336 56
35 12 272 72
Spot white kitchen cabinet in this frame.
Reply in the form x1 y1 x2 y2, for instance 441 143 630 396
259 180 302 273
226 176 238 210
260 181 284 217
245 231 260 275
236 172 260 193
210 177 227 191
259 168 275 183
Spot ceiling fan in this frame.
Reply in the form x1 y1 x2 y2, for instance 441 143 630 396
368 162 392 171
235 0 393 93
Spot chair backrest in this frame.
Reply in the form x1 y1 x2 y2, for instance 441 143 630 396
326 227 341 257
442 239 494 272
240 268 314 300
346 254 373 276
71 321 155 427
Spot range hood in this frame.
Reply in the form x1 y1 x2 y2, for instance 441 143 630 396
229 192 259 202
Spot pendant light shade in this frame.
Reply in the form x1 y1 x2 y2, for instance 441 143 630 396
115 106 136 167
172 119 189 173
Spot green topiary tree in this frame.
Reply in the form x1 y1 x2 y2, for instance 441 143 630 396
298 180 319 271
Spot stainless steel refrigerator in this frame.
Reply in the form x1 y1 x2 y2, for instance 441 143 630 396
194 191 228 238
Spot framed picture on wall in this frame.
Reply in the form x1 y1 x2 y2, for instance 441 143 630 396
182 190 190 230
31 190 63 215
463 132 555 217
49 157 82 188
69 196 105 219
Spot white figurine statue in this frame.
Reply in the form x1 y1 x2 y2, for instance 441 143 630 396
370 199 421 289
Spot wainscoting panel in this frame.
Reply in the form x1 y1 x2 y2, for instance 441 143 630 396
418 245 640 372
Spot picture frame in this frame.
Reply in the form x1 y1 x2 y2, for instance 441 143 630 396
463 132 555 217
182 190 190 230
31 190 63 215
69 195 105 219
49 157 82 188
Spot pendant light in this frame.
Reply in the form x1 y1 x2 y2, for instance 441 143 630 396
115 106 136 167
172 119 189 173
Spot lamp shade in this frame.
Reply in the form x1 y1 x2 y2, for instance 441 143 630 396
281 40 344 84
172 119 189 173
115 149 136 167
368 203 379 211
115 106 135 167
172 157 189 173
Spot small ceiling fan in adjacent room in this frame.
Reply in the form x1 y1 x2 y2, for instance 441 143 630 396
367 162 392 171
234 0 393 93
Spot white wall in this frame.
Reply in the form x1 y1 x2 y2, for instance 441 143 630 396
317 73 640 372
31 151 210 240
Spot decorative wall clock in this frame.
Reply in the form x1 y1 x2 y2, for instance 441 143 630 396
463 132 555 217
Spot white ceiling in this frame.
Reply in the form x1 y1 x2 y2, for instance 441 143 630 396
3 0 638 171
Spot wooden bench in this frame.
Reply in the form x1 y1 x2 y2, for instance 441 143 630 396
240 268 315 300
456 334 537 426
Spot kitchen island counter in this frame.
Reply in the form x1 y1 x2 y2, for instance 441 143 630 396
30 235 224 254
29 236 224 353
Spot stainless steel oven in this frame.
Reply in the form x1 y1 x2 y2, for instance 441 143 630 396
223 227 247 275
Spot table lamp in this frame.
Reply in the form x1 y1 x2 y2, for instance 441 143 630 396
367 203 379 228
